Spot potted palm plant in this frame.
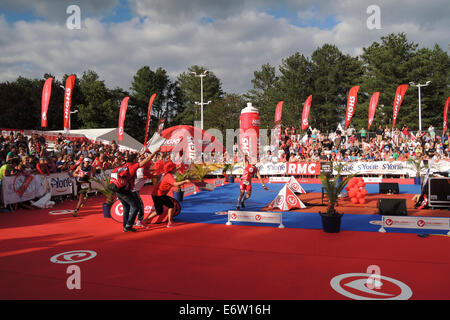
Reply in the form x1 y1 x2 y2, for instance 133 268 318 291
89 171 116 218
408 157 427 185
319 163 355 233
173 171 192 202
222 163 236 183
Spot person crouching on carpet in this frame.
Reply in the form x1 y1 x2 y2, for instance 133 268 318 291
146 161 190 228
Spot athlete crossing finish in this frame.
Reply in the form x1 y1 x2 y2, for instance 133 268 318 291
178 304 271 317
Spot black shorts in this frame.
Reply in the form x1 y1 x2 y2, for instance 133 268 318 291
152 195 174 215
77 179 91 194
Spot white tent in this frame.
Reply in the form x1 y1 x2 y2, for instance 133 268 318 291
46 128 143 152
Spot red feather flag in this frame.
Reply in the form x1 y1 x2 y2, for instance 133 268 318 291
63 75 76 132
274 101 283 124
368 92 380 129
118 97 130 141
301 95 312 130
345 86 360 129
144 93 157 145
41 77 53 127
443 97 450 134
392 84 408 127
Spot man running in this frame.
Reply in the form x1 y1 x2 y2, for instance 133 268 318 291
236 156 268 210
73 157 95 216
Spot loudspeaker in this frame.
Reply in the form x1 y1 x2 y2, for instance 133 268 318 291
378 198 407 216
379 183 399 194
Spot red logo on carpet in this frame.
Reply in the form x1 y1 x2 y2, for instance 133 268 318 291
330 273 412 300
50 250 97 264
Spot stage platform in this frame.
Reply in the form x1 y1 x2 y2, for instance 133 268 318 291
0 181 449 301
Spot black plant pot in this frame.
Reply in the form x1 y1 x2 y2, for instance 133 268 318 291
102 203 112 218
227 176 235 183
173 190 184 202
320 212 343 233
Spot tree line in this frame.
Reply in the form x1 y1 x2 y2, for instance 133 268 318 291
0 32 448 143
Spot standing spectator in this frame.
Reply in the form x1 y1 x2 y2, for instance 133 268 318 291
359 127 367 141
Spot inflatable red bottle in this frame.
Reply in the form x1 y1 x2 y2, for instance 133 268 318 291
240 102 260 160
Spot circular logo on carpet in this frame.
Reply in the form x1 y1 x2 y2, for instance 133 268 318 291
330 273 412 300
50 250 97 264
49 209 74 215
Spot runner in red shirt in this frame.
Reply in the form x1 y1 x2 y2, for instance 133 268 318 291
237 156 268 210
146 161 190 227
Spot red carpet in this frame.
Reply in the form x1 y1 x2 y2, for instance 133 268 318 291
1 186 449 300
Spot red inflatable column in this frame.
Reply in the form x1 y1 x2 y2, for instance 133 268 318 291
239 102 260 160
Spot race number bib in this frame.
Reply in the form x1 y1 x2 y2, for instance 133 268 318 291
243 180 250 186
81 183 90 190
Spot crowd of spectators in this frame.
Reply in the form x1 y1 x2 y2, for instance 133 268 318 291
0 132 140 182
259 124 450 164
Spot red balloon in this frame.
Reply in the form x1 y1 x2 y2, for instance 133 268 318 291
361 189 368 196
351 197 359 204
348 190 356 198
358 198 366 204
356 192 363 199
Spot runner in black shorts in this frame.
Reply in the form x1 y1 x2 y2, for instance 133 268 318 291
73 157 95 216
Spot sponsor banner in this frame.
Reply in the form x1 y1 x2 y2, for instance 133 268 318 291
380 216 450 232
286 162 321 175
47 172 74 196
269 177 291 183
345 86 360 129
211 160 450 177
368 92 380 129
214 178 225 186
181 184 197 196
144 93 157 145
2 174 46 205
363 177 382 183
226 210 284 228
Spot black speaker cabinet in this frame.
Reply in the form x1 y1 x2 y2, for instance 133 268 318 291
378 198 407 216
379 183 399 194
428 177 450 209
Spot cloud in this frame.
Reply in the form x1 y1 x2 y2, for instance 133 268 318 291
0 0 448 95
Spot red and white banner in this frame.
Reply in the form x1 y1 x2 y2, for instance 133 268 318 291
392 84 408 127
301 95 312 130
41 77 53 127
368 92 380 129
380 216 450 234
286 162 321 175
443 97 450 134
63 75 76 132
227 210 284 228
118 97 130 141
144 93 157 145
345 86 360 129
274 101 283 124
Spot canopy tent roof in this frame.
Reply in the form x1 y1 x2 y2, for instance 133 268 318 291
160 125 225 153
45 128 143 152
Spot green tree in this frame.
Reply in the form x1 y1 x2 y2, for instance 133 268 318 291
174 65 224 126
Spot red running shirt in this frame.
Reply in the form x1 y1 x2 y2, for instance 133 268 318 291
241 164 256 183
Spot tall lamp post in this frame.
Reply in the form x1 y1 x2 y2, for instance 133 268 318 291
191 70 211 130
409 81 431 132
